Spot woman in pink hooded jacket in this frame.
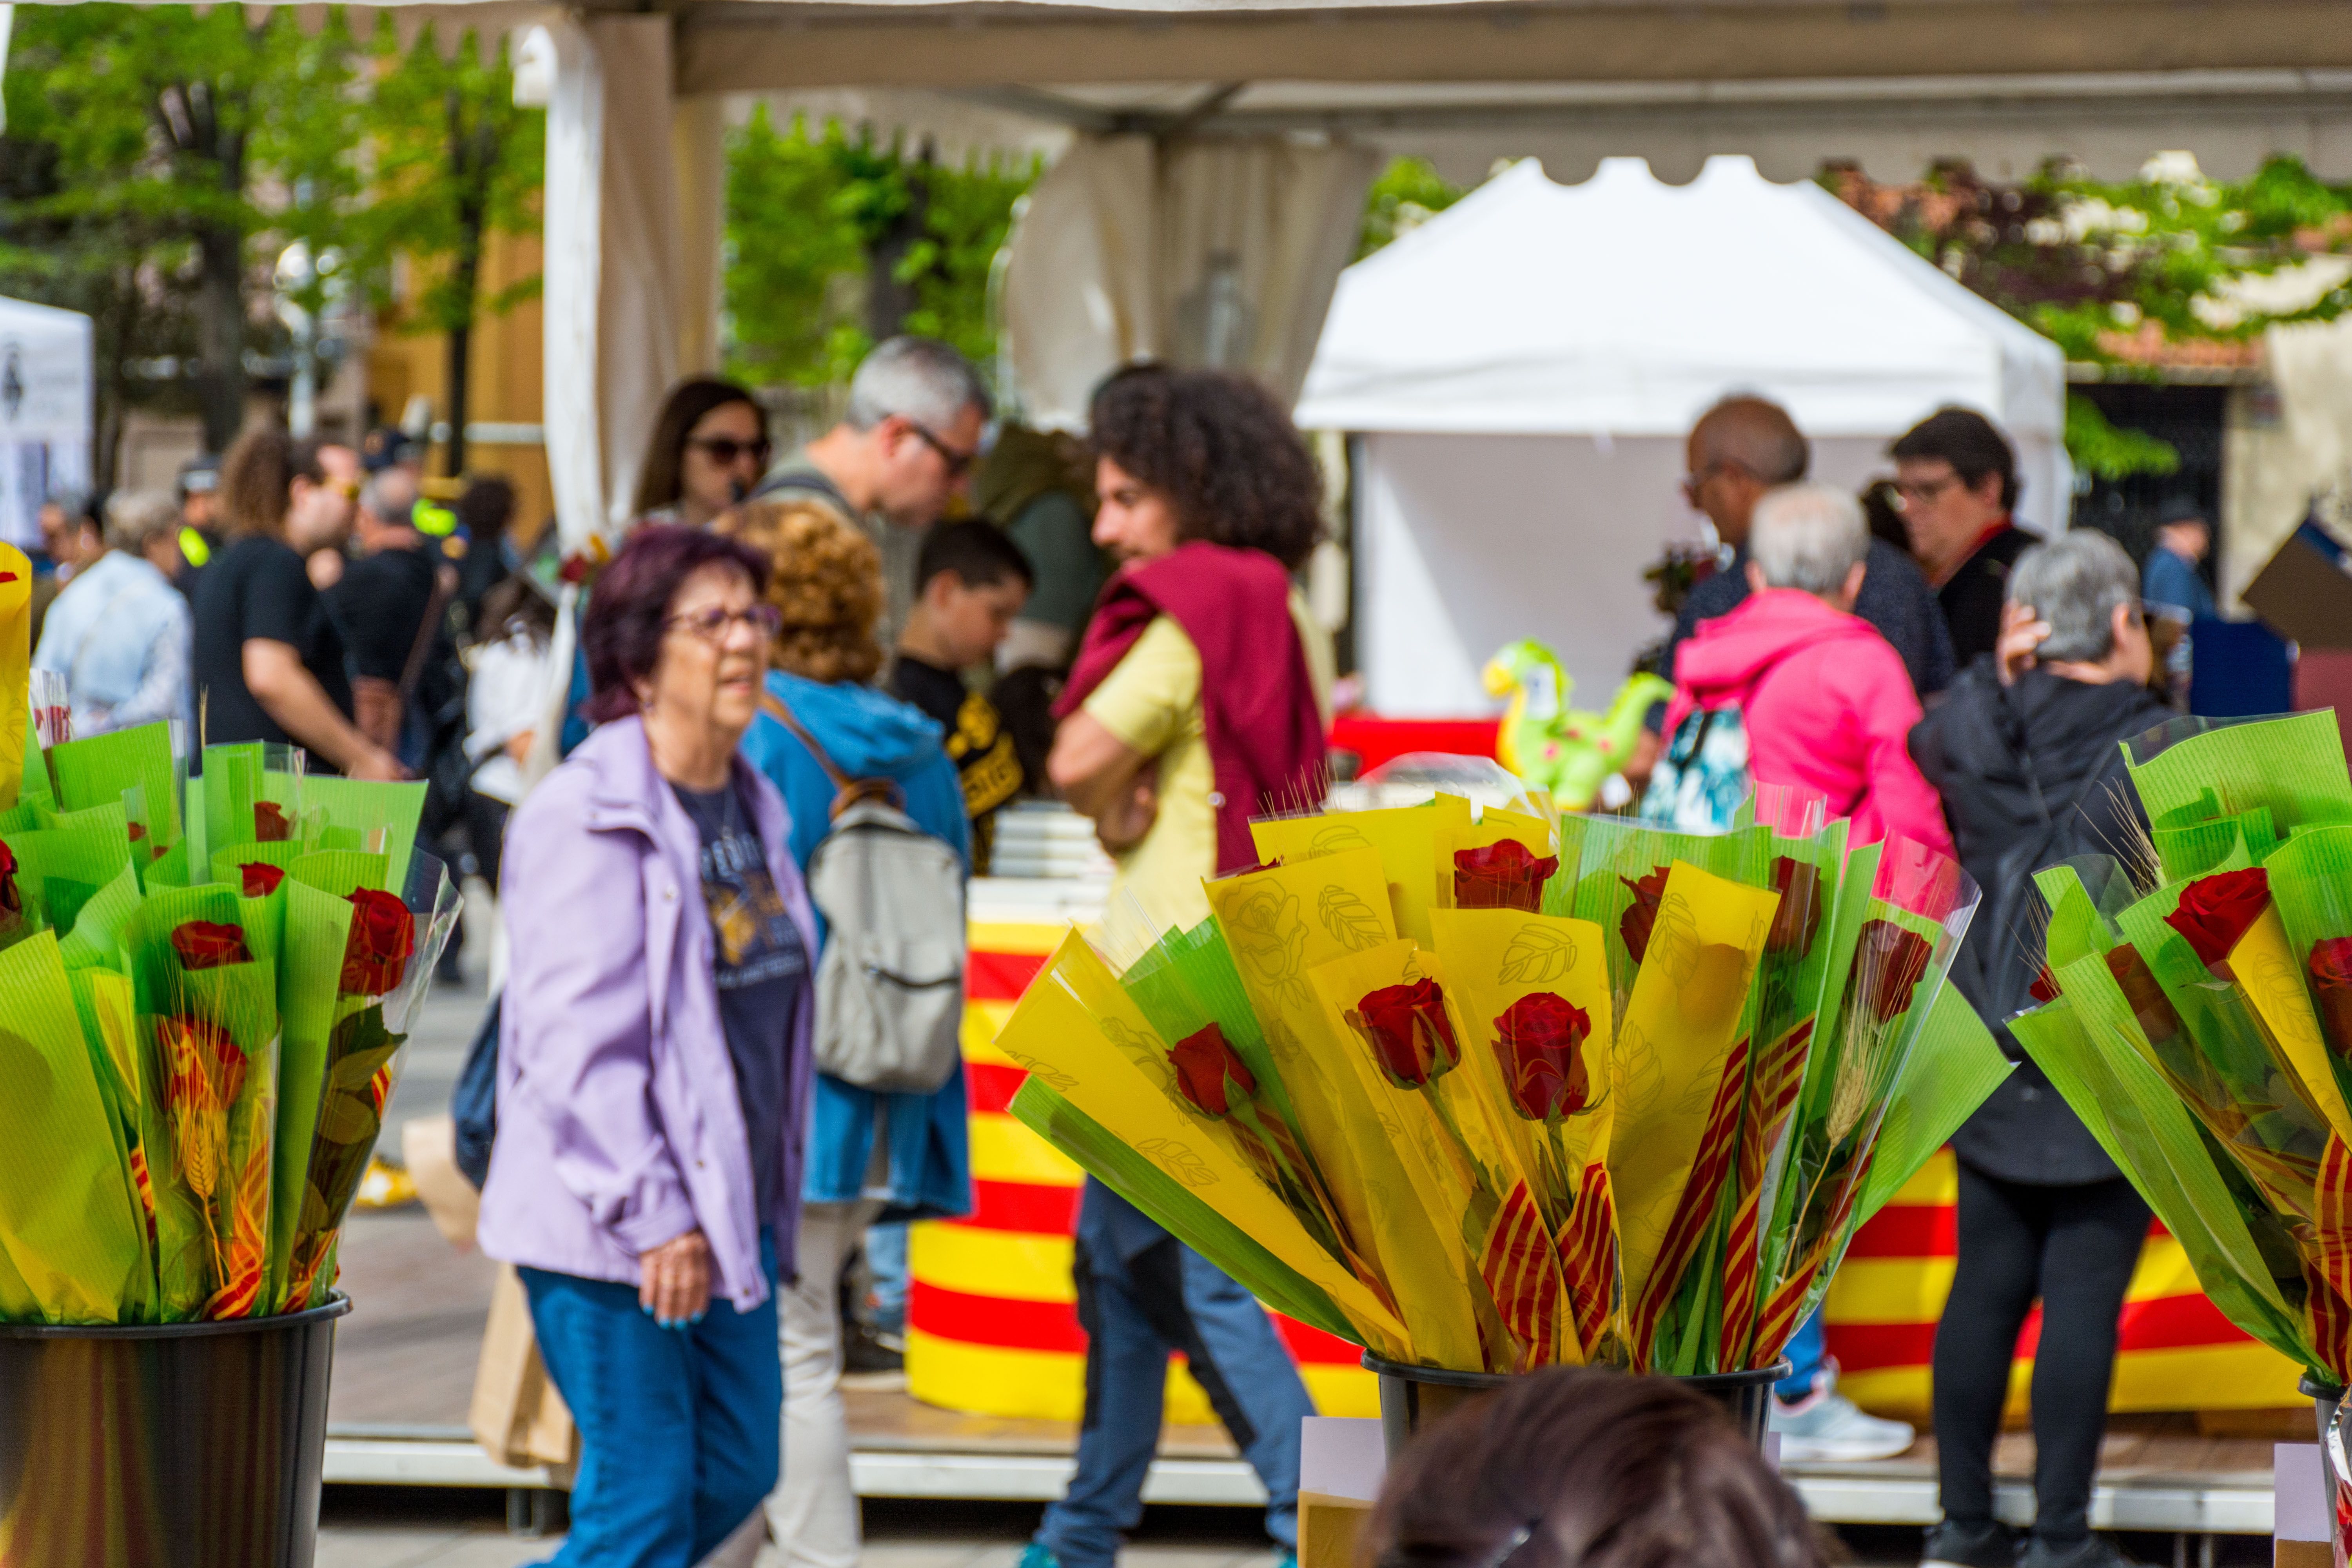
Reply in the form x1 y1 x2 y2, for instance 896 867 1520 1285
1659 483 1954 859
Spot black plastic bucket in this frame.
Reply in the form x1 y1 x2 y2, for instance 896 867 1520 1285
1363 1353 1792 1459
2301 1371 2343 1529
0 1294 350 1568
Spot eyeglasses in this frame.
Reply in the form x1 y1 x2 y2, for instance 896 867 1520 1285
1680 462 1729 505
687 436 773 469
665 603 783 644
905 419 978 481
1893 474 1962 510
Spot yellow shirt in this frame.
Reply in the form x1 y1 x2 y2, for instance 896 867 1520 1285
1082 588 1334 933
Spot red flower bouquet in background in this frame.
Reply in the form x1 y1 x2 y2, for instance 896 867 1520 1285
240 862 286 898
170 920 251 970
339 888 415 996
1856 920 1933 1024
1455 840 1560 914
1350 978 1462 1087
2164 868 2270 969
253 801 292 842
1493 993 1592 1121
1619 867 1670 963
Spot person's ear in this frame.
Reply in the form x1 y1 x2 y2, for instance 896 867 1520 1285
1744 559 1768 594
1972 470 2005 511
1843 560 1868 604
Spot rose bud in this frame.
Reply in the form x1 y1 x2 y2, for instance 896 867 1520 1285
339 887 417 995
1493 992 1592 1120
2310 938 2352 1059
1169 1022 1258 1118
1766 857 1824 955
1454 840 1561 915
0 836 18 918
240 862 287 898
1857 919 1933 1024
1619 866 1671 964
1351 978 1463 1088
170 919 252 970
2028 964 2061 1004
254 801 292 843
2163 867 2271 970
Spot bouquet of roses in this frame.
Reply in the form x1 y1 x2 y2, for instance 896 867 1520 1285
991 781 2004 1376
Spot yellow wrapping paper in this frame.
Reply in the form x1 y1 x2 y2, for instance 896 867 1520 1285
995 931 1410 1356
1606 861 1777 1328
0 541 29 809
1252 796 1474 946
2230 906 2352 1140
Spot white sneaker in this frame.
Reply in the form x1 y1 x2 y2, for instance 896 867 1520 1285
1768 1386 1916 1462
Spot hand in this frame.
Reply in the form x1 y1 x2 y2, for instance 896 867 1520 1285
639 1229 713 1328
1620 728 1663 788
347 746 410 782
1094 773 1159 854
1996 602 2051 688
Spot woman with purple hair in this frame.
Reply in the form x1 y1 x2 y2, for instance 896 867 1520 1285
478 524 818 1565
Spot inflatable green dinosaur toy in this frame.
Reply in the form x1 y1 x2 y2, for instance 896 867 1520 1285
1483 640 1675 811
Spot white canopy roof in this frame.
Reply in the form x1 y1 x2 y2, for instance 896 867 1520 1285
0 296 92 448
1295 154 2066 445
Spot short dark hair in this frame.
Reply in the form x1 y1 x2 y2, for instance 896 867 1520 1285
917 520 1034 595
633 377 767 518
1090 366 1324 572
581 524 771 723
456 474 517 541
1367 1368 1820 1568
1889 406 2018 511
219 426 332 541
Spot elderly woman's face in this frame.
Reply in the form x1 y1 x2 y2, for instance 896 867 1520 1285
643 563 770 741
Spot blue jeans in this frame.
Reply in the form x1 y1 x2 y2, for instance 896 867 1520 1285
864 1221 909 1334
1034 1239 1314 1568
1775 1305 1829 1402
522 1233 782 1568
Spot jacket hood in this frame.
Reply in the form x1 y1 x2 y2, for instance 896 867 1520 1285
1915 660 2173 809
1673 589 1879 704
766 669 947 779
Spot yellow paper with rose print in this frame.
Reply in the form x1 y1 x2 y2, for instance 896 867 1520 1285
1606 862 1777 1326
1430 909 1616 1225
1306 937 1559 1369
1250 795 1474 946
2229 905 2352 1141
994 931 1410 1356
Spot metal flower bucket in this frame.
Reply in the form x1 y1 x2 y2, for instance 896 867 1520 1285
1362 1352 1791 1459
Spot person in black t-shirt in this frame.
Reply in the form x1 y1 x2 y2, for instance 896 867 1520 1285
1889 407 2041 668
888 521 1031 874
190 427 404 780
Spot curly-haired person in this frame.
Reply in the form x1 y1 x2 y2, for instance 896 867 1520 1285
1027 366 1335 1568
716 497 973 1568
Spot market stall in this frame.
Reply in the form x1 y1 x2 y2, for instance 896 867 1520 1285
0 296 92 553
1292 154 2068 718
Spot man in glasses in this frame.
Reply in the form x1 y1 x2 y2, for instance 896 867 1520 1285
754 335 991 650
1889 406 2039 666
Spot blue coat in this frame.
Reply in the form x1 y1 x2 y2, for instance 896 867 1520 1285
740 668 974 1222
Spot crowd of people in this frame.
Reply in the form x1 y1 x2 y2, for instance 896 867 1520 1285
9 325 2225 1567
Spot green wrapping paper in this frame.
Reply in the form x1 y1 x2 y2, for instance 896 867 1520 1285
300 777 428 892
46 722 181 866
271 865 364 1311
0 934 152 1321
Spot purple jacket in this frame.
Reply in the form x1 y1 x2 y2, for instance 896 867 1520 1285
477 716 818 1312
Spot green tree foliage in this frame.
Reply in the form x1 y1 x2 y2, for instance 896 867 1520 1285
723 109 1036 390
1356 157 1467 260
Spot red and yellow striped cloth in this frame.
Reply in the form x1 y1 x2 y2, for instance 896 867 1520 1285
909 922 2307 1426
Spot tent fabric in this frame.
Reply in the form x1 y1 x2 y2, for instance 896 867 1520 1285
0 297 91 550
1002 133 1380 431
1299 156 2067 719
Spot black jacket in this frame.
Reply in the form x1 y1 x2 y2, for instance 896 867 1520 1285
1909 659 2174 1185
1938 523 2037 668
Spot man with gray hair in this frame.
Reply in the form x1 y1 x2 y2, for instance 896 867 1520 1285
1907 527 2165 1568
754 335 992 646
32 490 193 735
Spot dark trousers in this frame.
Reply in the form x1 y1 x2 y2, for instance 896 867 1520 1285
1931 1163 2150 1543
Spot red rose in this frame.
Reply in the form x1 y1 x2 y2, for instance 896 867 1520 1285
2311 938 2352 1059
161 1015 245 1115
1857 919 1933 1024
254 801 291 843
339 887 416 995
2028 964 2061 1004
1454 840 1561 914
1352 978 1461 1087
1169 1022 1258 1118
0 836 18 918
1766 857 1824 955
1619 866 1671 964
2164 868 2271 969
1493 992 1592 1120
240 862 286 898
170 920 252 970
127 822 147 844
2105 944 2183 1045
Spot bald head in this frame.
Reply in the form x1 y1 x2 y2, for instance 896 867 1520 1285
1686 396 1810 547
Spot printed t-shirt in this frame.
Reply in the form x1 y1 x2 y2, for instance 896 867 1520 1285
672 780 808 1227
888 653 1024 874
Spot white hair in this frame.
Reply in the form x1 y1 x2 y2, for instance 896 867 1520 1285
2008 530 2139 663
845 336 991 432
103 490 177 553
1750 483 1869 596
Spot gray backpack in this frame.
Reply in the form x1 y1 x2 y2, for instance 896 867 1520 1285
763 693 967 1094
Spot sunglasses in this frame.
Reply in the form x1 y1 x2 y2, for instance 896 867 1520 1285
666 603 784 644
688 436 773 468
905 419 978 480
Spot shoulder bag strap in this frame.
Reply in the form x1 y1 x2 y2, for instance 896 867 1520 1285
397 561 461 705
759 689 902 818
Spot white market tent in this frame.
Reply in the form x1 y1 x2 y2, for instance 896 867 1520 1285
0 297 92 552
1294 154 2067 718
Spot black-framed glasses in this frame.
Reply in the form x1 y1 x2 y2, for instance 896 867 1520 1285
1893 474 1962 510
905 419 978 480
688 436 773 469
1680 462 1728 505
665 603 783 644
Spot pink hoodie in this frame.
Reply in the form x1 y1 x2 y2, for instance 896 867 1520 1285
1663 588 1954 858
